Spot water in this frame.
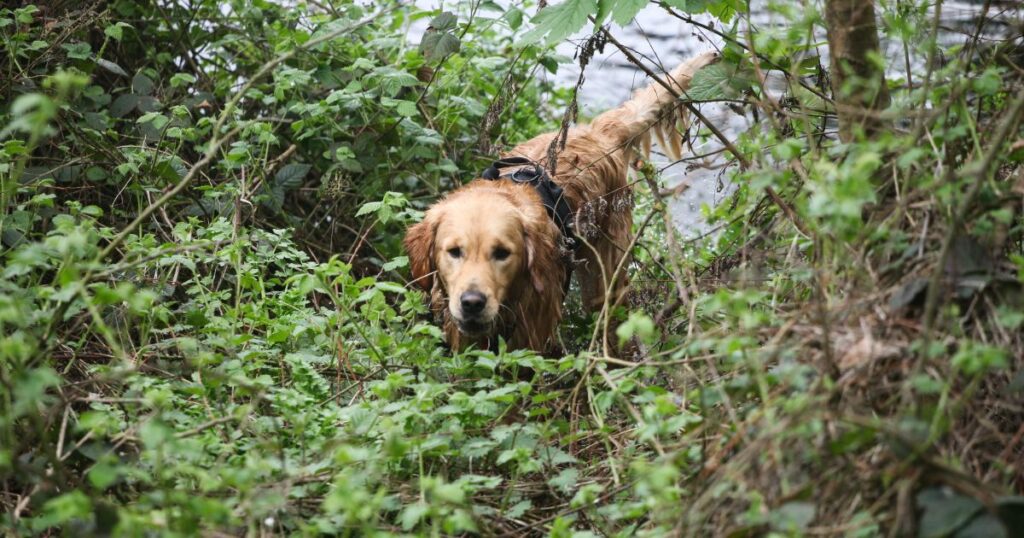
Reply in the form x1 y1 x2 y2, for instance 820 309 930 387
411 1 1021 237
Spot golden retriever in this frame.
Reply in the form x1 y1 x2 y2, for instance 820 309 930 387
405 52 717 354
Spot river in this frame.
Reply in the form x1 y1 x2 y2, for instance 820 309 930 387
412 1 1020 237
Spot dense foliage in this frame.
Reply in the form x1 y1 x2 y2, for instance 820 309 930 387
1 0 1022 536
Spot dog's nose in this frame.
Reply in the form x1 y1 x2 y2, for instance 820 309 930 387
460 291 487 316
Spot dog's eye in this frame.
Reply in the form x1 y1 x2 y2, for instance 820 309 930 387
492 247 511 261
447 247 462 259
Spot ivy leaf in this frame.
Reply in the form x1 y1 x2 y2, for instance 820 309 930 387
522 0 597 45
275 163 312 190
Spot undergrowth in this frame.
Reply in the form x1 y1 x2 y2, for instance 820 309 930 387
1 0 1022 536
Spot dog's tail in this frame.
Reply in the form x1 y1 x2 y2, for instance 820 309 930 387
591 51 719 162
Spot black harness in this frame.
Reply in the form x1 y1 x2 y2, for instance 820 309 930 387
480 156 579 293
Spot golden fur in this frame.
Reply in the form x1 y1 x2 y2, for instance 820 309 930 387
405 52 718 354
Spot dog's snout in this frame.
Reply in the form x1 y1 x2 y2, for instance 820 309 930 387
460 291 487 316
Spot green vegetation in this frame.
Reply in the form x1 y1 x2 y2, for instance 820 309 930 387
1 0 1022 536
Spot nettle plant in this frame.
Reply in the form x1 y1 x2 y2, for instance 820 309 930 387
2 0 1023 536
0 1 582 534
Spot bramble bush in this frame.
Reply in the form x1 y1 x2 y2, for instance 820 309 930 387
1 0 1023 536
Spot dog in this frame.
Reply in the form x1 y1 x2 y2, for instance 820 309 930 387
404 52 718 354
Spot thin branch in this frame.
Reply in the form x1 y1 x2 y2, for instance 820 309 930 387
98 7 393 261
598 26 813 238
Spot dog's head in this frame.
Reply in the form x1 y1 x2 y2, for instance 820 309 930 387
404 182 562 339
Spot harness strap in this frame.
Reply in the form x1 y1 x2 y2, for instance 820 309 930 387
480 157 578 294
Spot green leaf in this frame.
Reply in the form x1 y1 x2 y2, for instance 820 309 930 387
506 8 524 30
395 100 419 117
685 61 753 101
594 0 612 26
917 488 984 538
664 0 740 21
382 256 408 271
772 501 816 532
170 73 196 88
110 94 139 117
132 72 155 96
356 201 383 217
81 205 104 217
507 499 532 519
96 58 128 77
616 311 657 346
62 42 92 60
136 95 161 112
429 11 458 32
522 0 598 45
275 163 312 190
375 281 406 294
991 496 1024 534
104 22 129 41
12 367 59 419
37 491 92 529
419 31 461 61
137 111 169 130
400 502 429 531
972 68 1002 96
139 419 174 448
954 514 1007 538
15 5 38 24
610 0 647 25
88 460 120 489
374 67 421 96
547 468 579 494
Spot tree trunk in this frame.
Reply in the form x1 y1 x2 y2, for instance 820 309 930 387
824 0 891 141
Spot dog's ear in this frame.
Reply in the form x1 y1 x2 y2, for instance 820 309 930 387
523 220 564 296
518 215 568 352
404 211 439 291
